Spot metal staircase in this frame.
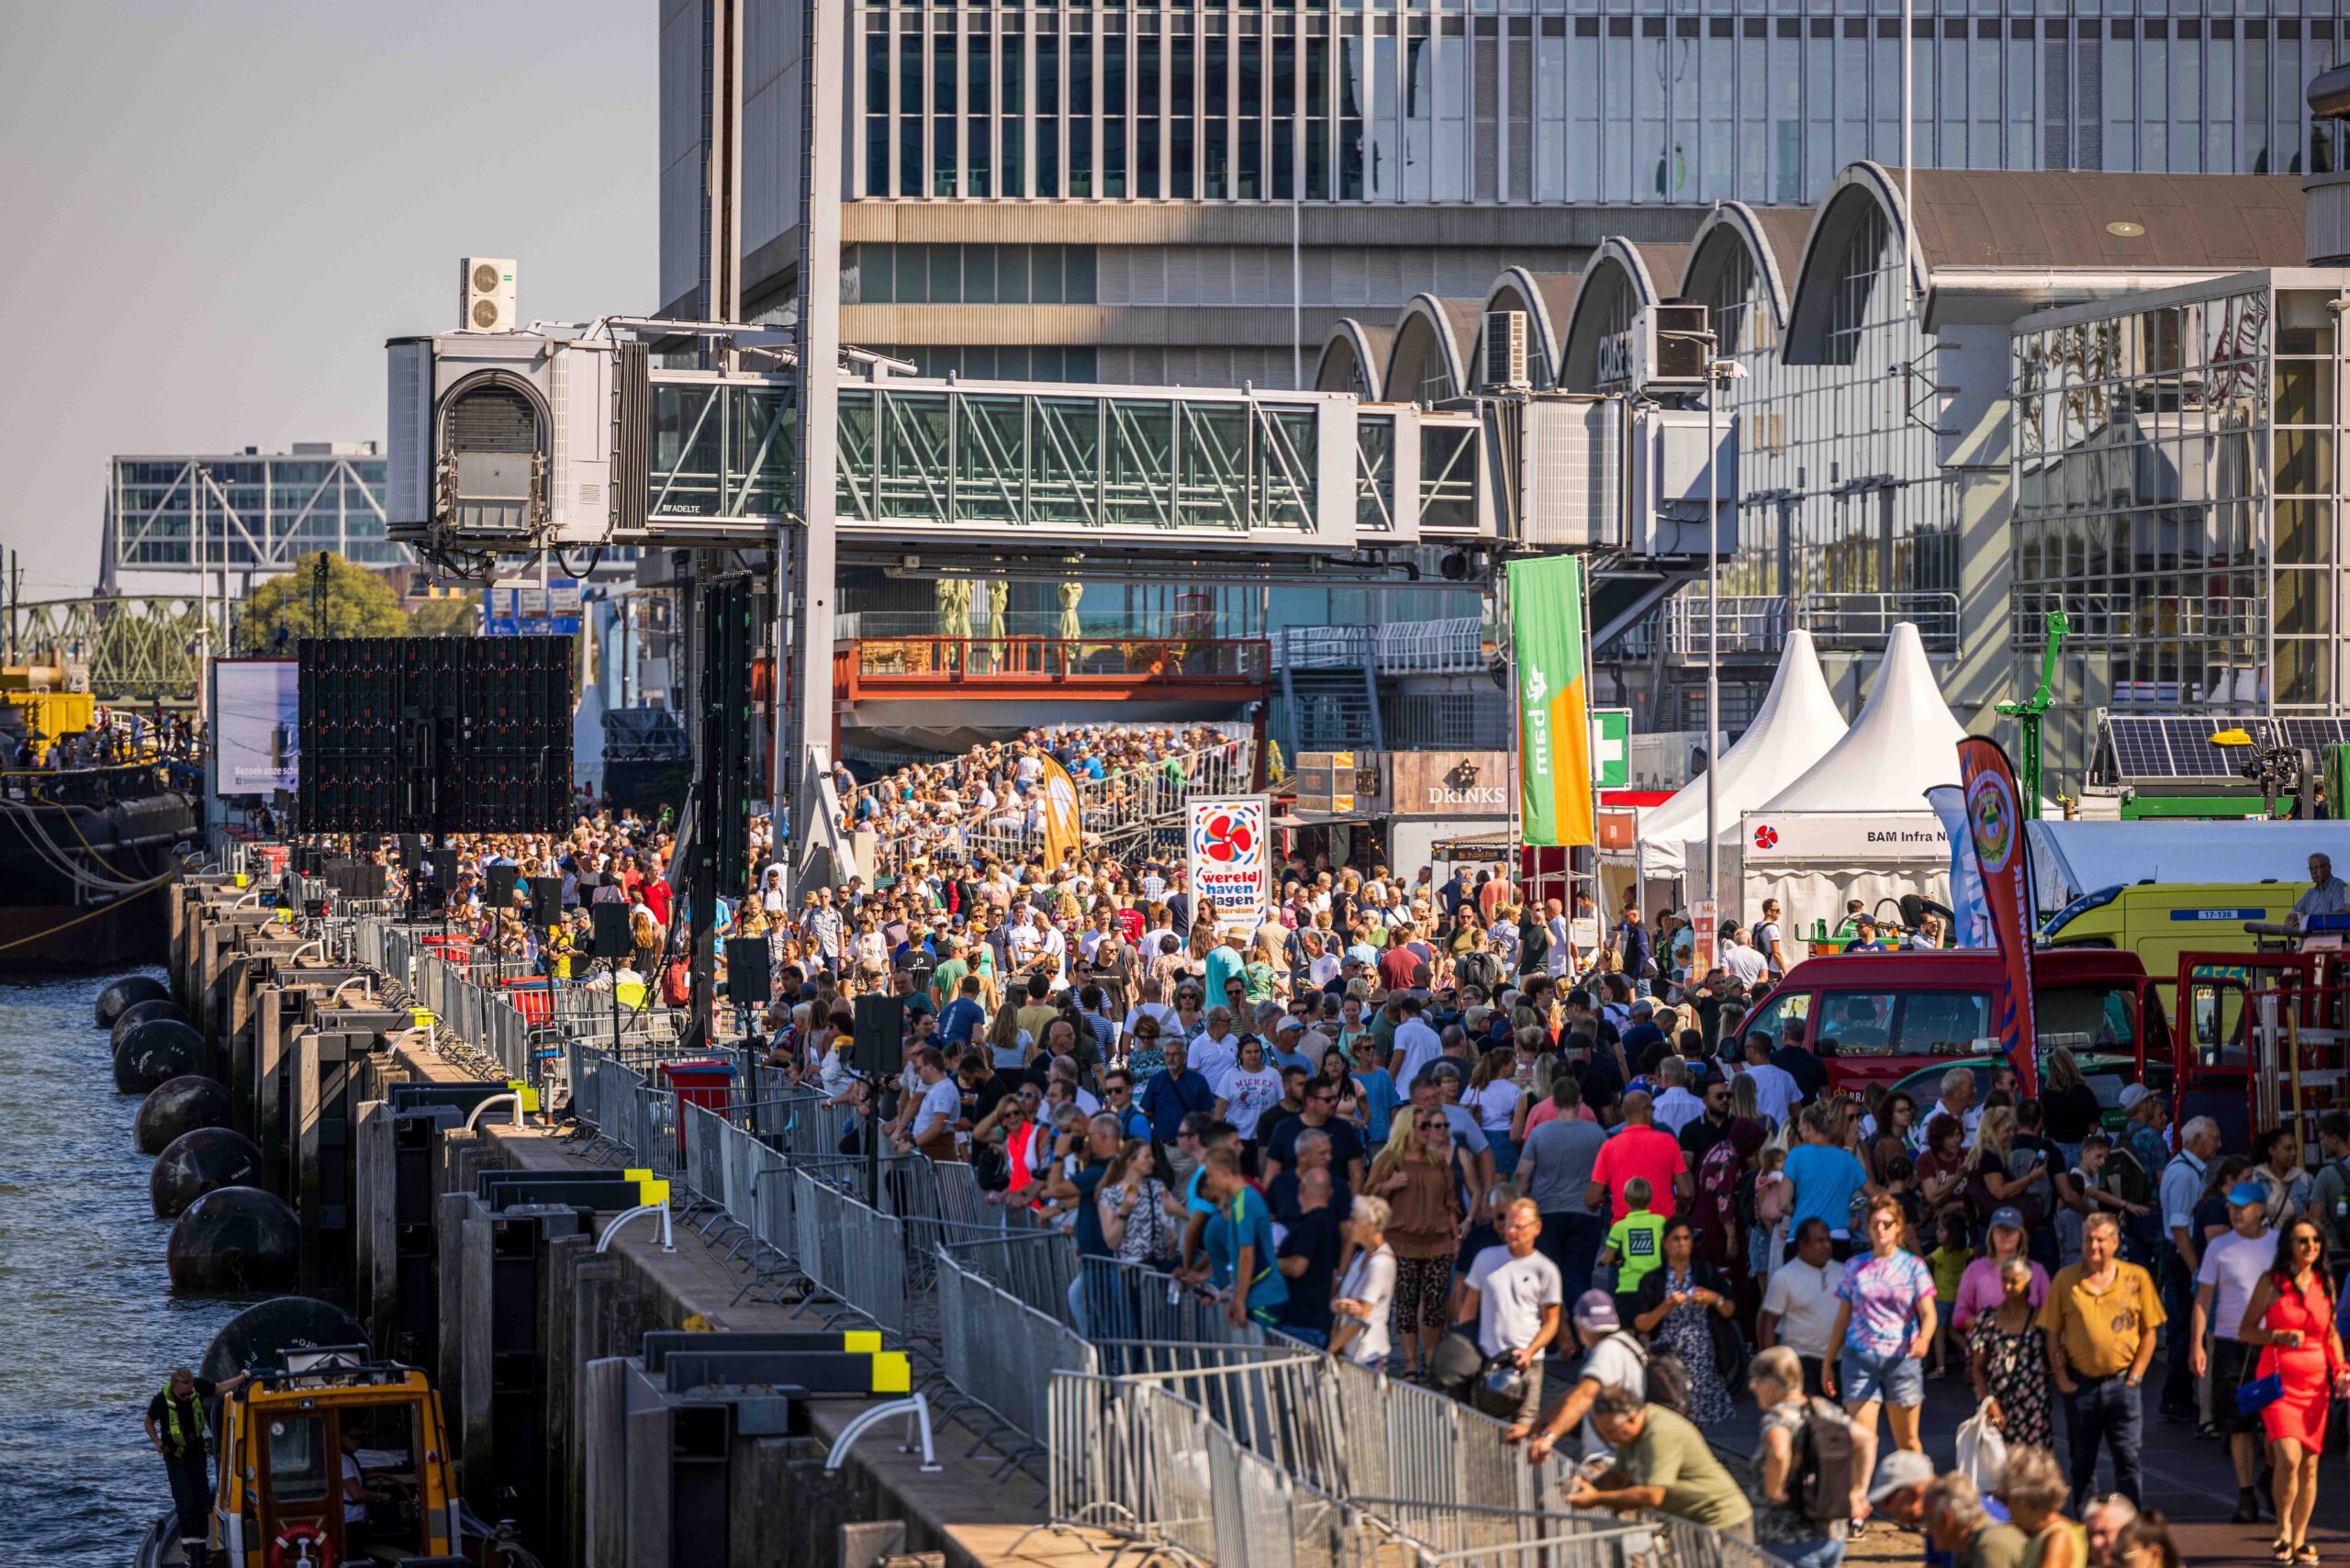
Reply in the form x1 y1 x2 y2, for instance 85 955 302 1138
1276 627 1387 753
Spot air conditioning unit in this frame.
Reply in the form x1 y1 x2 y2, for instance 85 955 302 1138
1649 302 1711 386
1481 310 1531 390
459 257 518 333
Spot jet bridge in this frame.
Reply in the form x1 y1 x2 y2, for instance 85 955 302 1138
384 325 1720 568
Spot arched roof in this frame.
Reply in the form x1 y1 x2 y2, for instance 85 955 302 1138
1780 162 1928 363
1556 240 1688 392
1314 319 1393 396
1381 294 1485 403
1480 267 1583 383
1678 203 1801 340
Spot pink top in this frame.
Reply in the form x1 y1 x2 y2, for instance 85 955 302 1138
1951 1255 2049 1328
1522 1096 1600 1134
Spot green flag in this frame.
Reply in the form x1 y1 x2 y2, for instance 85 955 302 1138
1507 555 1595 847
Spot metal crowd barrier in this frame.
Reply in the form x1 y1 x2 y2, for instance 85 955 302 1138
934 1249 1100 1472
943 1230 1080 1323
791 1168 909 1337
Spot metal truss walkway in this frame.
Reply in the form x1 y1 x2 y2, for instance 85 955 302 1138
2 597 215 704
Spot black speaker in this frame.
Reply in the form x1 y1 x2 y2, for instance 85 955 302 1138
487 864 519 910
851 993 904 1077
724 938 772 1004
529 877 562 927
590 902 632 959
398 834 423 872
431 848 460 891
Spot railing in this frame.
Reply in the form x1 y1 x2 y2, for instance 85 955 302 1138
1662 589 1963 655
837 634 1270 694
1274 617 1490 676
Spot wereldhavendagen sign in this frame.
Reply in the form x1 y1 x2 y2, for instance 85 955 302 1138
1186 795 1272 935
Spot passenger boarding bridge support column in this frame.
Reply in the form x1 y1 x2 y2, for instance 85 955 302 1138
780 0 847 894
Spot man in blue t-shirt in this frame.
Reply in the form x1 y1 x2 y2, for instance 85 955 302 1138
935 974 987 1047
1782 1101 1871 1260
1200 1148 1287 1327
1137 1036 1217 1158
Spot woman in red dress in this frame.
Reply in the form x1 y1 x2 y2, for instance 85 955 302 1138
2238 1215 2350 1565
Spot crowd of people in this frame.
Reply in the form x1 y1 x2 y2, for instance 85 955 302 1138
835 722 1239 877
317 730 2349 1562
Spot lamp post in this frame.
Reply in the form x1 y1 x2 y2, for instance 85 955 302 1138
192 463 213 726
1703 354 1749 925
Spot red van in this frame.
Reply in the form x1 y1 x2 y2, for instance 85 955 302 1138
1738 946 2170 1100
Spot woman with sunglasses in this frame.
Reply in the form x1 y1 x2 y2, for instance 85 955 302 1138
2238 1215 2350 1564
1368 1107 1466 1379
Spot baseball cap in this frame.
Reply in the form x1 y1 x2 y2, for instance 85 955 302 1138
1572 1290 1620 1331
1868 1450 1937 1504
1988 1207 2025 1231
2229 1180 2269 1206
2116 1084 2151 1112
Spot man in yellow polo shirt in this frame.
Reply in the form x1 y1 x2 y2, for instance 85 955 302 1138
2035 1211 2164 1518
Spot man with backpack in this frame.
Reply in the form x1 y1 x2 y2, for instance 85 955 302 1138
1516 1291 1663 1458
1743 1345 1871 1563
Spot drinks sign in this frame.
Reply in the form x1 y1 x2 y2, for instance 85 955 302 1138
1187 796 1272 935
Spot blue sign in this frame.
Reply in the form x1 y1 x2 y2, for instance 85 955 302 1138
2166 907 2272 922
485 577 582 636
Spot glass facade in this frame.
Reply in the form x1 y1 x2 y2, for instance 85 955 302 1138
1698 201 1962 624
854 0 2344 209
110 454 404 571
2013 277 2344 785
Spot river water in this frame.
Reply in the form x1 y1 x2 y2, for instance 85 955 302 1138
0 971 240 1564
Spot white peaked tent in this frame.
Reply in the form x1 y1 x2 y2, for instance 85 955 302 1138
1758 622 1966 813
1718 622 1965 928
1638 629 1848 874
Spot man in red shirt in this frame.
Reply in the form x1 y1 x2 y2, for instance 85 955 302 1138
642 872 673 929
1377 927 1423 992
1584 1091 1693 1221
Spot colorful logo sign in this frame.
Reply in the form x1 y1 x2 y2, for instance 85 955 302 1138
1751 823 1779 850
1186 796 1272 935
1965 772 2018 874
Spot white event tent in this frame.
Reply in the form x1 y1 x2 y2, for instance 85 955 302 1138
1714 622 1965 931
1602 630 1847 919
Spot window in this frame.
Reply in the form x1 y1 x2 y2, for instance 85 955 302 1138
264 1416 331 1505
1811 990 1989 1058
856 246 1099 306
2034 983 2140 1054
1742 991 1812 1049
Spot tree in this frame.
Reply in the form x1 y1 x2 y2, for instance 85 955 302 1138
234 553 408 650
408 594 480 637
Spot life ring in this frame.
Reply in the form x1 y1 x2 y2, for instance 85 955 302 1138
269 1522 337 1568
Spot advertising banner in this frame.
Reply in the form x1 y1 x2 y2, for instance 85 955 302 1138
1505 555 1595 846
1039 756 1082 868
1957 737 2040 1096
1738 810 1950 864
1187 795 1272 934
211 658 299 797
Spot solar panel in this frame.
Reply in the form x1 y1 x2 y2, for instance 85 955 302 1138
2097 712 2276 782
2278 717 2350 752
2162 715 2270 780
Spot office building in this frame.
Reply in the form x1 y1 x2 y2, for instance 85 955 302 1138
102 443 402 588
663 0 2347 392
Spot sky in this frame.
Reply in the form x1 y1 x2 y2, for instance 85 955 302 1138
0 1 655 601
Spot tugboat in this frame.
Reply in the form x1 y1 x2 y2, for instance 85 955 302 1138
132 1348 520 1568
0 672 199 974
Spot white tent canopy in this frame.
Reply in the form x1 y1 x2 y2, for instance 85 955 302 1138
1628 629 1849 874
1758 622 1965 813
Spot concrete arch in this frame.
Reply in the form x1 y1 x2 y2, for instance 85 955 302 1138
1382 294 1484 404
1557 238 1671 393
1782 161 1927 365
1314 319 1393 397
1477 267 1580 388
1679 203 1801 356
